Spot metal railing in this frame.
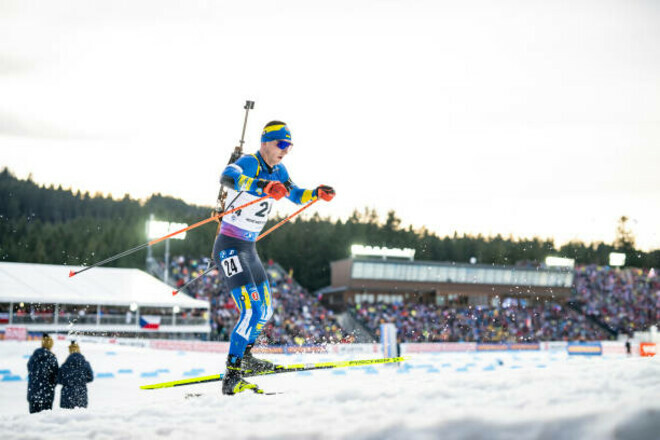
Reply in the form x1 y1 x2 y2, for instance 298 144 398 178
8 314 208 327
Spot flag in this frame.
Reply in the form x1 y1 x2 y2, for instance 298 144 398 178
139 315 161 330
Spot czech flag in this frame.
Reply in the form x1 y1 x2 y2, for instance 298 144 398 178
139 315 161 330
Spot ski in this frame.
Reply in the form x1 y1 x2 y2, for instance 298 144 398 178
140 356 407 390
184 390 283 398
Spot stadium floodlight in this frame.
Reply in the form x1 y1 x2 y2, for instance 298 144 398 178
146 220 189 241
609 252 626 267
146 219 189 284
545 257 575 268
350 245 416 261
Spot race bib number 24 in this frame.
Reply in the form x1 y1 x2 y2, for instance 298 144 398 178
221 255 243 278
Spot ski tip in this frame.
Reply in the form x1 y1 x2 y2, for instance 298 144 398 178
172 290 178 296
68 270 76 278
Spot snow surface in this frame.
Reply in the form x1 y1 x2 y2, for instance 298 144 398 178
1 340 659 440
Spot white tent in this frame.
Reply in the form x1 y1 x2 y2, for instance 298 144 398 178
0 262 208 309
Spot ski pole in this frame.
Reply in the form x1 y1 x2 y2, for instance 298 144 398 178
68 195 270 278
172 198 319 295
171 263 218 296
257 198 320 241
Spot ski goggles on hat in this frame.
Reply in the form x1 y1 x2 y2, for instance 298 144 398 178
276 140 293 150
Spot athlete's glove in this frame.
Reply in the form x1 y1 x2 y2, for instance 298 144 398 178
315 185 335 202
262 181 289 201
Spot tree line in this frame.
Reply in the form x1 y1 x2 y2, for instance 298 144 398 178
2 168 658 291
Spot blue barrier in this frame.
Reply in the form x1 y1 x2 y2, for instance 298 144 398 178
482 365 496 371
105 351 117 356
140 372 158 378
2 375 21 381
455 367 468 372
0 369 11 374
413 364 434 369
156 369 170 373
96 372 115 378
332 370 347 375
118 369 133 374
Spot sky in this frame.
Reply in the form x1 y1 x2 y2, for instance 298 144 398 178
1 0 659 251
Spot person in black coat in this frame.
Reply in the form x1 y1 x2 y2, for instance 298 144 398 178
27 333 59 414
57 341 94 409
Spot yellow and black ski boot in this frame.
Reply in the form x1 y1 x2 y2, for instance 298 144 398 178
222 356 263 395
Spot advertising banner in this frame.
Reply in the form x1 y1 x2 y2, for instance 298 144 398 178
640 342 657 357
149 340 230 353
508 343 541 351
476 343 540 351
402 343 477 354
4 326 27 341
477 343 509 351
567 342 602 356
543 341 568 352
328 343 379 355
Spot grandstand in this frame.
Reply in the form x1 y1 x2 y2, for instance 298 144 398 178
0 262 210 338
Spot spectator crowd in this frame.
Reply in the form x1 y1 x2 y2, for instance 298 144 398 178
574 264 659 336
352 301 610 343
166 256 344 345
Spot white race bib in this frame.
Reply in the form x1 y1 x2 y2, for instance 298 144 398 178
223 190 274 233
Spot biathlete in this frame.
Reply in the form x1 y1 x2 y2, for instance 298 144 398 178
213 120 335 395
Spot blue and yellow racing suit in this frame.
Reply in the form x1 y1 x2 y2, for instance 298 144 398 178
213 152 317 362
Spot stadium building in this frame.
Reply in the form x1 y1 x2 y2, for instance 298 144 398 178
319 246 574 311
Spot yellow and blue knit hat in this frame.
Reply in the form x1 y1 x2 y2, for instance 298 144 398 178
261 121 292 143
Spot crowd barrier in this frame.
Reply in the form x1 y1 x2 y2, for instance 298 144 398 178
3 330 647 358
